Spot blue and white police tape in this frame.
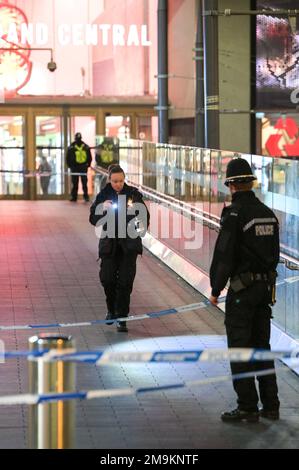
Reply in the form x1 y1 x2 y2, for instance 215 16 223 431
0 298 225 332
0 167 146 178
0 367 277 406
0 169 90 177
2 347 299 363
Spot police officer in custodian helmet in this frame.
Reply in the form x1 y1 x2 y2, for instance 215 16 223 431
209 158 280 422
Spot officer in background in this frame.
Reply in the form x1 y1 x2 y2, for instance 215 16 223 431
95 137 119 169
94 137 120 192
66 132 92 202
210 158 280 423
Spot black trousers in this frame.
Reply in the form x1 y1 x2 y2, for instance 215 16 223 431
71 173 88 200
99 244 138 316
225 282 280 412
40 176 50 195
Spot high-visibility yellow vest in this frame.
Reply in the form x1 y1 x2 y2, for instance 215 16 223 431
75 144 87 164
101 144 114 164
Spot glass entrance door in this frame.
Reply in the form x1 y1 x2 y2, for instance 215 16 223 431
69 115 96 198
0 106 154 199
105 115 131 139
35 116 64 197
0 115 24 196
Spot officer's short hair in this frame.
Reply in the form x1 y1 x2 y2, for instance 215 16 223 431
108 164 125 179
229 181 254 191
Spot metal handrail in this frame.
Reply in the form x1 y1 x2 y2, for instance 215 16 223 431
93 166 299 270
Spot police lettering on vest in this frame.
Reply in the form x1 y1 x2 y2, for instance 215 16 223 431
255 224 274 236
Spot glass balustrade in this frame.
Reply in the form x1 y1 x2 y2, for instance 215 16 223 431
94 138 299 339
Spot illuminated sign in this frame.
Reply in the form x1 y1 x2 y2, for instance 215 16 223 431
0 22 152 47
265 117 299 157
0 2 152 99
256 4 299 109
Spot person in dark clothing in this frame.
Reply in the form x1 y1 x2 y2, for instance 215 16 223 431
210 158 280 423
95 137 119 169
37 156 52 195
89 164 150 332
66 132 92 202
94 137 119 192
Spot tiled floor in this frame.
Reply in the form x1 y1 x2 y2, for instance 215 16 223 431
0 201 298 449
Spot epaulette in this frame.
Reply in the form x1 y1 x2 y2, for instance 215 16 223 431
220 203 241 224
228 201 242 216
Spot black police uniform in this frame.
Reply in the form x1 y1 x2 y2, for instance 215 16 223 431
66 134 92 202
89 183 149 329
210 159 280 417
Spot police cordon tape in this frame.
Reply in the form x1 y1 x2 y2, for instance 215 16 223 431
0 169 91 177
2 346 299 363
0 168 153 178
0 288 297 331
0 368 277 406
0 299 225 331
0 167 128 177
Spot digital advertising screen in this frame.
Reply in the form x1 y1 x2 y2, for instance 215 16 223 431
256 1 299 109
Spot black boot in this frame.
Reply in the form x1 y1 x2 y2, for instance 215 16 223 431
105 312 116 325
259 408 280 420
117 321 128 332
221 407 259 423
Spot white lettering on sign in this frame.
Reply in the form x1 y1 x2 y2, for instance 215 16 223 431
72 24 84 46
58 24 70 46
85 24 98 46
99 24 111 46
141 24 151 46
35 23 48 45
20 23 33 44
127 24 140 46
0 22 151 47
18 23 48 45
112 24 126 46
6 23 18 43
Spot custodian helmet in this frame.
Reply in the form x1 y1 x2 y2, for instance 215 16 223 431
224 158 257 186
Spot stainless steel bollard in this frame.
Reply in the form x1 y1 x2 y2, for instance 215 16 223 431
28 333 76 449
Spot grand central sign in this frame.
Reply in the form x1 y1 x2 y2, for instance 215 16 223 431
0 2 152 98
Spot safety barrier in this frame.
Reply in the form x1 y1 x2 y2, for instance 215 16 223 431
0 280 298 332
3 337 298 448
0 367 278 406
0 299 224 331
28 334 75 449
2 331 295 449
2 346 299 363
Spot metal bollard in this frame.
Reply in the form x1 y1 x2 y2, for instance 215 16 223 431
28 333 76 449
